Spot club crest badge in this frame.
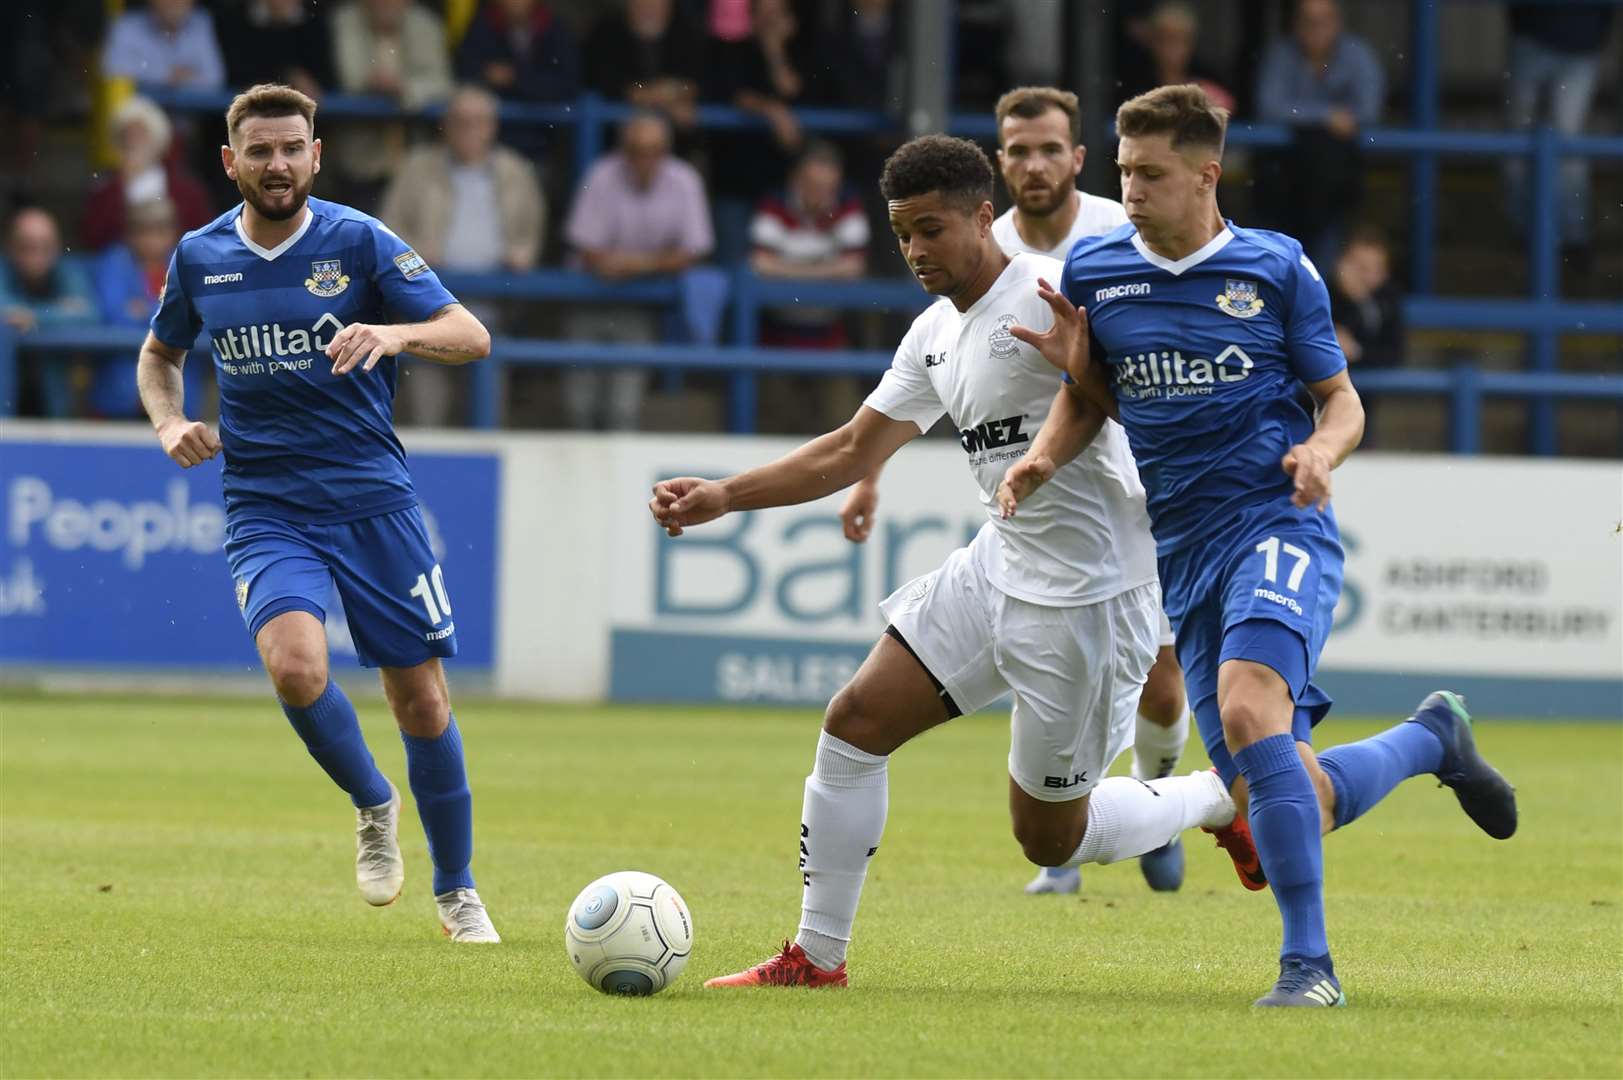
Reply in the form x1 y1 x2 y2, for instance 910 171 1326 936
989 313 1019 358
305 258 350 298
1215 278 1264 319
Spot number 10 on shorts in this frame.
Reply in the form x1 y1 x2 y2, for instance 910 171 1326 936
1255 536 1311 592
409 564 453 625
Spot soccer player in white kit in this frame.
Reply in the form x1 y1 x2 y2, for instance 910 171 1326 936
837 88 1194 897
650 135 1246 989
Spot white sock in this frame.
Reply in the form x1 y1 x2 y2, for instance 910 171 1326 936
1063 771 1234 867
1132 704 1190 781
794 731 887 971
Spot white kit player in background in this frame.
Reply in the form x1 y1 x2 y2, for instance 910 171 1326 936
650 136 1248 990
838 87 1196 898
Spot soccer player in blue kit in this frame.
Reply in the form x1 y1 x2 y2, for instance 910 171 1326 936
1001 85 1517 1006
135 85 500 942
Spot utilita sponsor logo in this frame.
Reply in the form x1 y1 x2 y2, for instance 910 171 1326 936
1115 344 1254 399
211 312 345 363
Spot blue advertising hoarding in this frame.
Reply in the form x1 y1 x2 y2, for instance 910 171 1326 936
0 437 499 671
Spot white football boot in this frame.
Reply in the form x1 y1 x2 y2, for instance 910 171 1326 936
436 888 501 943
354 781 405 906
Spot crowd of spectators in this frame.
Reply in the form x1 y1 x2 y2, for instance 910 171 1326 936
1 0 1616 434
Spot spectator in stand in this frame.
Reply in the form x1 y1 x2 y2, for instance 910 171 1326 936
101 0 226 91
217 0 335 100
1255 0 1383 272
81 95 214 252
92 198 199 419
749 139 868 432
1328 226 1403 445
456 0 579 155
330 0 453 207
1119 2 1235 112
583 0 705 132
749 140 867 347
380 85 545 425
705 0 815 265
1 207 98 417
562 111 713 430
1504 3 1618 268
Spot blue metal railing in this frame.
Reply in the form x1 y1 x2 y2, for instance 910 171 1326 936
5 289 1619 451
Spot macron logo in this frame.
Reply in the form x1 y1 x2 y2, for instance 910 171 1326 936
1096 282 1151 302
203 272 243 285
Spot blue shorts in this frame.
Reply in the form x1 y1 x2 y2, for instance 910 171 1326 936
1159 506 1344 787
224 506 459 669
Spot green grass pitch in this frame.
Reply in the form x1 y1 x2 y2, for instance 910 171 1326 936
2 691 1619 1078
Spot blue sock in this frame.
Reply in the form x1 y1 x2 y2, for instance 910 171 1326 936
1318 721 1445 829
1234 733 1330 969
281 681 392 809
402 716 475 894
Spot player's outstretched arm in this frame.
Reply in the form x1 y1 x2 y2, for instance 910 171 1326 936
997 383 1108 519
137 331 220 468
1008 277 1118 421
649 406 918 537
1283 369 1365 511
327 303 491 375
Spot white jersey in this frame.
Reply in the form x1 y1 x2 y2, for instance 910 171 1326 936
864 253 1158 607
991 190 1128 260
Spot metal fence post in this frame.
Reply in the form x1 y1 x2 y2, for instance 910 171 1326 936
0 326 16 416
470 351 500 429
1408 0 1440 293
1528 125 1560 455
575 93 605 188
1450 362 1482 454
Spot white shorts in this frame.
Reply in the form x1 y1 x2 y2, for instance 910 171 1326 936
1158 608 1175 649
879 541 1162 802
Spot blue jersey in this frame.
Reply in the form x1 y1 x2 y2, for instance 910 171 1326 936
151 197 458 524
1061 222 1346 555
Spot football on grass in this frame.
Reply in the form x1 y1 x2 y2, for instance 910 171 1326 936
564 871 693 995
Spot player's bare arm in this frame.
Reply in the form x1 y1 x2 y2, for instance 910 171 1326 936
327 303 491 375
1008 277 1118 421
1282 369 1365 510
997 383 1108 519
650 406 918 537
137 330 221 468
325 302 489 375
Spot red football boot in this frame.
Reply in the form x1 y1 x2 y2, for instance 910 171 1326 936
1203 772 1268 891
703 941 848 988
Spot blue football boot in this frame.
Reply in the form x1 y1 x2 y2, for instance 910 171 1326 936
1407 691 1518 840
1254 957 1346 1008
1139 836 1185 892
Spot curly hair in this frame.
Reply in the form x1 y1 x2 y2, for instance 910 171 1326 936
879 135 994 211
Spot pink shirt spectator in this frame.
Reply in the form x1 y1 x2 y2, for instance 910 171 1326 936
565 154 714 261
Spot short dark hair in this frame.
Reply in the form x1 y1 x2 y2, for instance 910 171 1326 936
794 138 844 174
994 86 1081 146
226 83 317 144
1116 83 1228 155
879 135 994 211
1343 223 1390 254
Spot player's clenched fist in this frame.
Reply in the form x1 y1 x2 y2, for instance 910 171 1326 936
327 322 403 375
649 477 731 537
997 453 1056 519
1281 443 1334 510
157 417 221 468
839 479 878 543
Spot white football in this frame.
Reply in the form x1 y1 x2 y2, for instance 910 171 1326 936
564 871 693 995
